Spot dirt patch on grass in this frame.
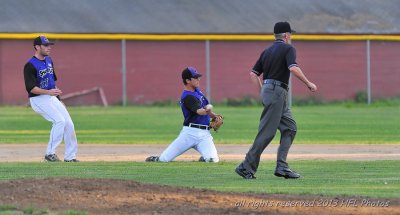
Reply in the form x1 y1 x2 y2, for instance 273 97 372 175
0 178 398 215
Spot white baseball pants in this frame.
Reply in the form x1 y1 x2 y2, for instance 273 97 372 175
159 126 219 162
30 95 78 160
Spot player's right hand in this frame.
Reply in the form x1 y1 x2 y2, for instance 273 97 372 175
48 88 62 96
308 83 317 92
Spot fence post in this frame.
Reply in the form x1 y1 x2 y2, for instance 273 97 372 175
121 39 127 106
366 40 371 105
288 76 292 107
205 40 211 102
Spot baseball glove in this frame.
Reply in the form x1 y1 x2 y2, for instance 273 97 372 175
210 114 224 131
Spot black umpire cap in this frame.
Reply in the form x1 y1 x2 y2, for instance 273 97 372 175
274 22 296 34
33 36 55 46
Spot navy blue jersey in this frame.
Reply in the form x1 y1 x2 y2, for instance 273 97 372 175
180 88 210 126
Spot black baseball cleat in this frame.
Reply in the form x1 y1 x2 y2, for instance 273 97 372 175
274 167 301 179
44 154 61 162
235 166 256 179
198 156 216 162
145 156 159 162
64 159 80 162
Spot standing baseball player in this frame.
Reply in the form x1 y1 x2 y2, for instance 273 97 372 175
235 22 317 179
146 67 222 162
23 36 79 162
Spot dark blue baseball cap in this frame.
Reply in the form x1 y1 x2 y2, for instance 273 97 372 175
182 67 202 80
33 36 54 46
274 22 296 34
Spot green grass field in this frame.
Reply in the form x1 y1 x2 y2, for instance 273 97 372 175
0 105 399 144
0 160 399 198
0 105 399 200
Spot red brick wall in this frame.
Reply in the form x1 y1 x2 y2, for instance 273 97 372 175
295 41 367 100
1 39 399 105
370 41 400 98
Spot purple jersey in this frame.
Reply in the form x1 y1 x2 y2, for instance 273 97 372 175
28 56 56 90
180 88 210 126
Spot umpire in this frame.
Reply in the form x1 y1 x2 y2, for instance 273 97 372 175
235 22 317 179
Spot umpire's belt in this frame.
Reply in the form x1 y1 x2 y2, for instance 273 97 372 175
263 79 288 91
188 123 210 130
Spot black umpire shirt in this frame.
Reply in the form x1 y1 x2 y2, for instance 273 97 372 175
252 39 298 85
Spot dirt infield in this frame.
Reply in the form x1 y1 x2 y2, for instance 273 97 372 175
1 143 400 162
0 178 399 215
1 144 399 214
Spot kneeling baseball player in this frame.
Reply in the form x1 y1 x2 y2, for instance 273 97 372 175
146 67 223 162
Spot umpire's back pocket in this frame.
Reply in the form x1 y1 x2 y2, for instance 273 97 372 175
264 83 275 90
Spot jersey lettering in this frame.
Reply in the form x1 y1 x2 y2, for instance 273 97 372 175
38 65 54 78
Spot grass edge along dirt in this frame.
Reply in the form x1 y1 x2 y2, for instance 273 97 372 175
0 204 87 215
